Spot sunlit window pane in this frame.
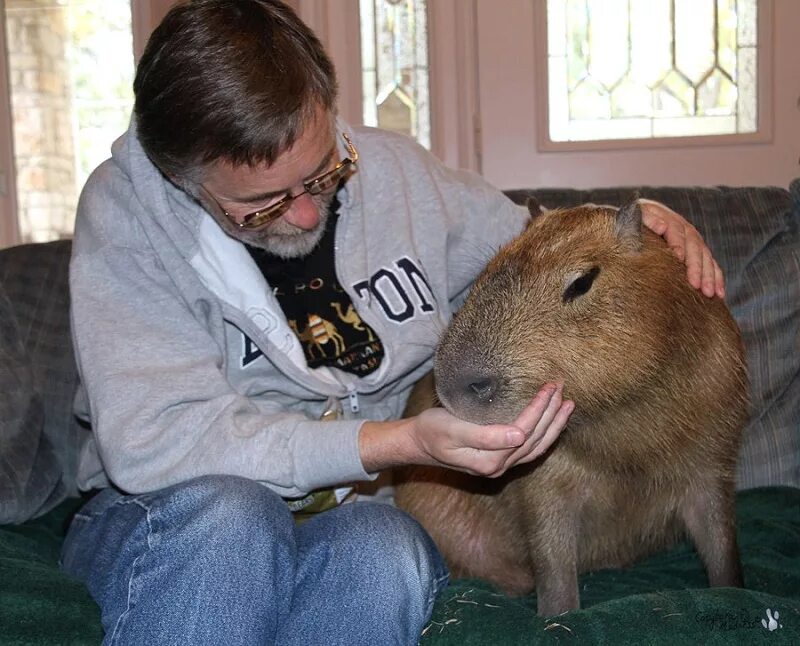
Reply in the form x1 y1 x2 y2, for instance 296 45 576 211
547 0 758 142
5 0 133 243
359 0 430 148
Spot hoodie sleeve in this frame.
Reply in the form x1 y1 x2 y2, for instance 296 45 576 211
70 168 370 496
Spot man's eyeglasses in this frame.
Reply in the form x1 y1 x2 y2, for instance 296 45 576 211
199 132 358 230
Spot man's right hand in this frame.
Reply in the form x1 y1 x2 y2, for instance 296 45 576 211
359 383 573 476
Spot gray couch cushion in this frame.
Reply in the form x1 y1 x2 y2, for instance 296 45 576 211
0 240 81 523
505 182 800 490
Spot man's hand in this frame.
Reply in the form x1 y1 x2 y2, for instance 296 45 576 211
360 383 573 476
638 198 725 298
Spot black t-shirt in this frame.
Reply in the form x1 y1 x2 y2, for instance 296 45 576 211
246 196 384 377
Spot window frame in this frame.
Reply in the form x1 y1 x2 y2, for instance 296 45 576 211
0 0 20 247
532 0 774 153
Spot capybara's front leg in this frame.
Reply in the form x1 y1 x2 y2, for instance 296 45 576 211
534 557 580 617
525 503 580 616
679 481 743 588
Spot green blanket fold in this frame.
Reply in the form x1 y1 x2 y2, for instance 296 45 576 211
0 487 797 645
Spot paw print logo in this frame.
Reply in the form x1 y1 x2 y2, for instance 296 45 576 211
761 608 782 631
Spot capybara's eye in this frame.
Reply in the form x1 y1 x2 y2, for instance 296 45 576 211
562 266 600 303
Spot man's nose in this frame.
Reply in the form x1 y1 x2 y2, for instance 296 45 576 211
282 192 320 230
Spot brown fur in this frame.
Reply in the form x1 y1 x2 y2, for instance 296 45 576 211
394 201 749 617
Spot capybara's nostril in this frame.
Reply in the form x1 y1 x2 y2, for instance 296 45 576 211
467 377 497 402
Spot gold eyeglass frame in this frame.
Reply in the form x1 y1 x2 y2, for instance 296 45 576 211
199 132 358 230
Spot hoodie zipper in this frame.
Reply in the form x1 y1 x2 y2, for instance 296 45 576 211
332 174 393 390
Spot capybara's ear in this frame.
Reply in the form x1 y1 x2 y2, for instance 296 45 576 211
614 200 643 251
525 196 544 219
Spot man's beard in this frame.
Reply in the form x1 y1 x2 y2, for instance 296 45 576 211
242 191 334 258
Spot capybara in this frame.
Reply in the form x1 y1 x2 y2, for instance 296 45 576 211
395 199 749 617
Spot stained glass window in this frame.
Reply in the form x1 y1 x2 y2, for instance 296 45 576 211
359 0 430 148
547 0 758 142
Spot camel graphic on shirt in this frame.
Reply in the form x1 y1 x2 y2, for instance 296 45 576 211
330 302 375 342
289 315 346 360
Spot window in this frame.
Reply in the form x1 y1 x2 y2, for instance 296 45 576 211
546 0 758 143
3 0 134 243
359 0 431 148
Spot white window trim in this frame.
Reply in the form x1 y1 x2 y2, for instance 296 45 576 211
532 0 774 153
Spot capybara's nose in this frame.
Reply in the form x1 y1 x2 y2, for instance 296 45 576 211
463 376 498 403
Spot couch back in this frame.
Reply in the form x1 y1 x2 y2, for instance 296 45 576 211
0 181 798 523
0 240 77 523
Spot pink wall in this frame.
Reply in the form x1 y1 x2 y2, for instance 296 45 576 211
132 0 176 62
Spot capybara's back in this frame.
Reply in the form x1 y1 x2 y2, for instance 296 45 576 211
395 200 749 616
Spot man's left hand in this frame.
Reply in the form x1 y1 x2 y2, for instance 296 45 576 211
639 198 724 298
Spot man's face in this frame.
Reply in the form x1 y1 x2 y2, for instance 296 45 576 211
200 108 338 258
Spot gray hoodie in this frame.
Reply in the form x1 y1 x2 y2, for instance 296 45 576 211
70 118 529 496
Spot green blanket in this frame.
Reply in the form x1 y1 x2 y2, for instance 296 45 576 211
1 487 798 645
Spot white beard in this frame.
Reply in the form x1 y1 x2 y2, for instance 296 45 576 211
240 192 334 258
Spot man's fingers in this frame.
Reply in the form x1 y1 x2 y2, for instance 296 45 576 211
501 389 565 468
701 247 716 297
644 214 668 236
536 383 564 430
714 260 726 298
521 383 564 447
683 230 705 290
511 382 559 431
458 422 526 452
661 217 687 262
639 198 725 299
517 400 574 466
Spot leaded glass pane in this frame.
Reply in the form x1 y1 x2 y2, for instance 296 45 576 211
547 0 758 142
359 0 430 149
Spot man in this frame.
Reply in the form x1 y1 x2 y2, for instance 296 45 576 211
61 1 724 644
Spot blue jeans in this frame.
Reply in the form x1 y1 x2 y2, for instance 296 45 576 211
61 475 449 645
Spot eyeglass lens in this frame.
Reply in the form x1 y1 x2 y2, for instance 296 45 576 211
241 160 354 228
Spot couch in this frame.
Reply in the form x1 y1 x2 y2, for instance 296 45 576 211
1 181 798 644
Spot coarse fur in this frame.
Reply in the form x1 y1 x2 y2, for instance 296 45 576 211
394 200 749 617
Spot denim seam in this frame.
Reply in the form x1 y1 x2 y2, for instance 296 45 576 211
423 571 450 624
73 492 150 522
108 499 155 645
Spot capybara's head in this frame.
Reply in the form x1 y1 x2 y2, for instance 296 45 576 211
435 200 692 425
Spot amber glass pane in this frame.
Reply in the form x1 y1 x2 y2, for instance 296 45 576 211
360 0 430 148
